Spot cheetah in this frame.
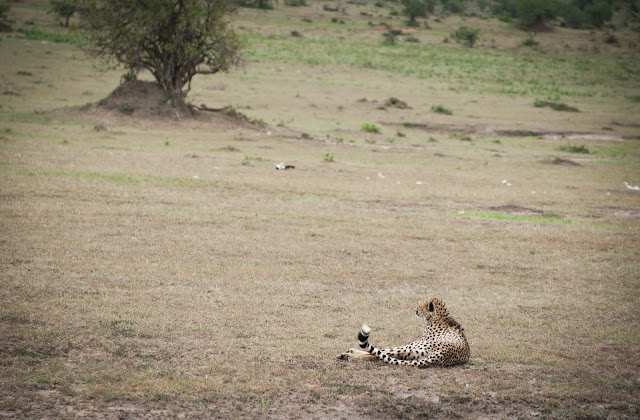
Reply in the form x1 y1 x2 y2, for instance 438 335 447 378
337 297 470 367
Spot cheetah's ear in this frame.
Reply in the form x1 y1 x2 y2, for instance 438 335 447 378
428 301 435 312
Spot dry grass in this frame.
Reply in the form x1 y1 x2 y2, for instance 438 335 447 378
1 2 640 418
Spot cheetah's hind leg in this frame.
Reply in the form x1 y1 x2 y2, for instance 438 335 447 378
336 348 377 360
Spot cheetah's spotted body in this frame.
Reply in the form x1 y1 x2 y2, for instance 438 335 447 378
338 297 470 367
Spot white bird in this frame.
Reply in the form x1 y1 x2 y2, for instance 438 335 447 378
378 172 385 179
624 181 639 190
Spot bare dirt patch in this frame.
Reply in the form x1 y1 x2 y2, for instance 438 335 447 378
54 80 260 132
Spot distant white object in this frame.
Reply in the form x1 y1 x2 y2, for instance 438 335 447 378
193 175 200 179
502 179 512 187
275 162 295 170
416 181 423 185
378 172 385 179
624 181 639 190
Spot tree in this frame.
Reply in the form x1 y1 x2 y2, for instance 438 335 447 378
240 0 274 9
0 3 13 32
79 0 242 110
516 0 558 28
584 0 612 27
49 0 78 28
401 0 432 26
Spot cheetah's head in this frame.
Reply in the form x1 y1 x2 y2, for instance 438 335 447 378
415 297 448 322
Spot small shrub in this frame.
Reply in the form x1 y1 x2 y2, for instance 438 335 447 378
385 97 410 109
302 17 312 22
522 32 538 46
323 153 334 162
557 144 590 154
382 29 402 45
431 105 453 115
534 99 579 112
405 35 420 43
118 103 135 115
290 30 302 37
361 123 380 133
452 26 480 47
604 33 618 44
284 0 307 5
121 71 137 82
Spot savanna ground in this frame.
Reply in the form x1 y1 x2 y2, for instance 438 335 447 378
1 0 640 418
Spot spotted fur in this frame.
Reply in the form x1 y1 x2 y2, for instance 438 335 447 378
338 297 470 367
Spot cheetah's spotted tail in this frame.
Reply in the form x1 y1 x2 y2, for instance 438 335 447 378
357 324 425 367
358 324 371 349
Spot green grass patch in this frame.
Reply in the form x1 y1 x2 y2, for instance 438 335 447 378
243 33 640 98
457 211 570 225
17 28 86 46
599 146 637 157
361 123 380 133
